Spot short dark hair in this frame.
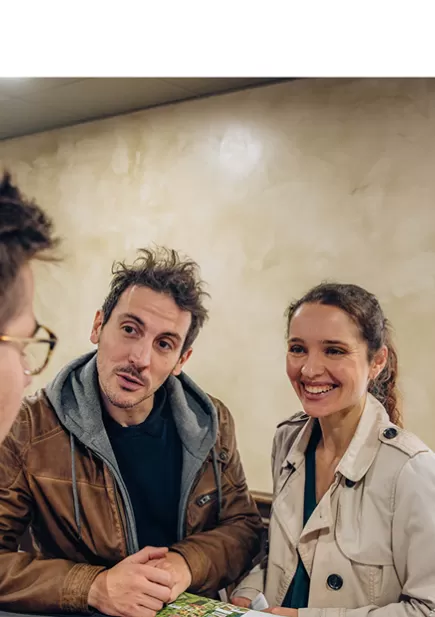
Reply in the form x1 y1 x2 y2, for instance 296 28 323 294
101 247 210 353
0 171 60 330
285 282 402 427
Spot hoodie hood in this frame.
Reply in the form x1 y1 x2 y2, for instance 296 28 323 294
44 350 220 551
45 350 218 458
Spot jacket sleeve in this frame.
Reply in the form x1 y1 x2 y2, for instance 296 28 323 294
0 407 106 614
298 451 435 617
171 399 263 596
230 562 266 602
230 427 283 601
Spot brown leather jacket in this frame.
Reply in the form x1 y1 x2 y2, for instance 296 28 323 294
0 353 262 614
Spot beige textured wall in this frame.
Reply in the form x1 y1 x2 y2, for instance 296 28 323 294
1 78 435 492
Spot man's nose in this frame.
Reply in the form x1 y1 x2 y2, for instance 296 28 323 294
128 337 152 367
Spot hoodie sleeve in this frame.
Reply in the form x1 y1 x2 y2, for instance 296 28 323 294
0 404 106 614
171 397 264 596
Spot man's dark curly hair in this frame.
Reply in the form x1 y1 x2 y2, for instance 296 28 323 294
0 171 60 329
101 247 210 354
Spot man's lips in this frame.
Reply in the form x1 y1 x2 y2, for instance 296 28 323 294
116 372 145 386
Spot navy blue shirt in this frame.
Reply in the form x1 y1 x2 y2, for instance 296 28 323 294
104 385 182 548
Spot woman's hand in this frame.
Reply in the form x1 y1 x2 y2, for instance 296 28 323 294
264 608 298 617
232 597 252 608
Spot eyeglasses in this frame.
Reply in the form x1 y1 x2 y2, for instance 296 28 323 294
0 324 58 376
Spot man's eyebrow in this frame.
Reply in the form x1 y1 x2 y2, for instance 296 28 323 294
118 313 145 327
118 314 183 343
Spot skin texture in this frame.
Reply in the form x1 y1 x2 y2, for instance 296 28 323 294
0 264 36 445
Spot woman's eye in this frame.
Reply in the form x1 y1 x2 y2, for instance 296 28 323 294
326 347 345 356
289 345 305 354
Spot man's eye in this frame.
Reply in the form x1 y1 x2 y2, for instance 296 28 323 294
158 340 172 351
122 325 137 335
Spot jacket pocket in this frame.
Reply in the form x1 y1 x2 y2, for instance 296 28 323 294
187 487 220 533
195 490 218 508
335 498 394 604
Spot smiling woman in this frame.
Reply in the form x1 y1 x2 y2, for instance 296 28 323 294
285 283 400 427
232 282 435 617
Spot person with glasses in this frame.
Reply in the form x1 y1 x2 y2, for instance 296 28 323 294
0 171 59 445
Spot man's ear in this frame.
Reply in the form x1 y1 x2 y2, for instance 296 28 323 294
90 310 104 345
172 347 193 376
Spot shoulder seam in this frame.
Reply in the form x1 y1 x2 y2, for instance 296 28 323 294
277 411 309 429
378 427 429 458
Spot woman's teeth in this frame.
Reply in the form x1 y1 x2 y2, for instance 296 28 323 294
304 384 335 394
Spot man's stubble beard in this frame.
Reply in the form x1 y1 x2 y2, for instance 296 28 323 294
103 383 155 410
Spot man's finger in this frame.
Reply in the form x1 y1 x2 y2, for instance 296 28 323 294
136 573 173 601
129 546 169 564
131 605 158 617
139 564 174 588
147 547 169 561
147 557 168 569
137 593 165 612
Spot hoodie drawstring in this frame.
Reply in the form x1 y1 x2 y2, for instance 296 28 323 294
70 433 82 541
211 447 222 523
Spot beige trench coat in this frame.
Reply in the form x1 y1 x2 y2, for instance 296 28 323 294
234 394 435 617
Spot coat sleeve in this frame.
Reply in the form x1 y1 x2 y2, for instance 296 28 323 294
298 451 435 617
171 398 263 596
0 407 105 614
230 427 283 601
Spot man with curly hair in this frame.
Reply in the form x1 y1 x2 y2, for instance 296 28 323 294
0 247 262 617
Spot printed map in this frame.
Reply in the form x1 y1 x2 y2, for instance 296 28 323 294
158 593 250 617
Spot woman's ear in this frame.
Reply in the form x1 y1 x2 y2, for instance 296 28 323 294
370 345 388 381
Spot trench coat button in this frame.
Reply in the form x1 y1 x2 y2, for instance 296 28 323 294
219 451 228 461
383 427 398 439
327 574 343 590
345 478 356 488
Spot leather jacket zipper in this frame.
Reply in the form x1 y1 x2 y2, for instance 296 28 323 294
196 490 218 507
112 477 129 558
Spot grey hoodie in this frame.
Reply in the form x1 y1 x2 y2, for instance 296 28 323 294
44 351 221 556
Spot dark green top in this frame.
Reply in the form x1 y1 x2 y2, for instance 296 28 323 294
282 420 322 609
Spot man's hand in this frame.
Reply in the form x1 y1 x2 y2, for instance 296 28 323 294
148 551 192 602
88 546 174 617
231 597 252 608
264 608 298 617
